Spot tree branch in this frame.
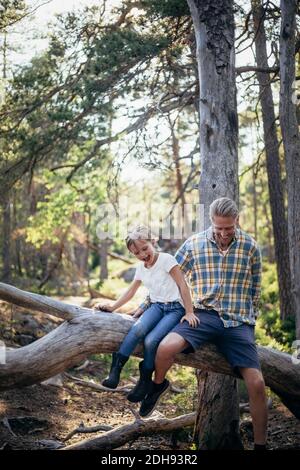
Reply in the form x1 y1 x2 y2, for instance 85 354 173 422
63 412 196 450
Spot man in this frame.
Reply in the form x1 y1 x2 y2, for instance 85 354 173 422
139 197 268 450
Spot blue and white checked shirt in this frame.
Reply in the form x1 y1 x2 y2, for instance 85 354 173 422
174 227 262 327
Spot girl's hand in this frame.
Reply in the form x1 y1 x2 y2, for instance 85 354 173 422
180 312 200 328
132 308 143 319
94 302 114 312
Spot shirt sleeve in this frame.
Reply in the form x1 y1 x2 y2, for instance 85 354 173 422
133 264 142 281
162 253 179 273
175 239 194 276
251 244 262 317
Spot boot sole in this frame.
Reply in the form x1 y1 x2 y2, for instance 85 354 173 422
102 381 118 389
127 394 144 403
127 384 149 403
139 383 170 418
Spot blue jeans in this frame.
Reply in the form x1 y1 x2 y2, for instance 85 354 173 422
119 301 185 369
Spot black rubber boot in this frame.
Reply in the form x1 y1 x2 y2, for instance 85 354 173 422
127 361 153 403
139 379 170 417
102 352 129 389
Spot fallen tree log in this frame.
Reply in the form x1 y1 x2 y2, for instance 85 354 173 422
0 282 300 418
63 412 196 450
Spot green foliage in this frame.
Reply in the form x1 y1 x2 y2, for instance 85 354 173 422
257 262 296 351
91 353 140 382
0 0 27 30
0 2 181 196
165 365 197 415
94 29 170 66
26 182 79 248
141 0 190 18
25 157 109 250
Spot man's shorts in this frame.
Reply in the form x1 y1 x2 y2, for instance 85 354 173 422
171 309 261 375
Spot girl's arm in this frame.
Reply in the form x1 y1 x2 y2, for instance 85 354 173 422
169 265 200 328
94 280 142 312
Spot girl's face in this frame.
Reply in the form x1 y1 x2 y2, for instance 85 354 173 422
128 239 156 266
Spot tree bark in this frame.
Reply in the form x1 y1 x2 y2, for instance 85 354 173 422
0 282 299 418
1 32 11 282
252 167 258 241
12 189 23 276
187 0 241 449
252 0 293 321
168 116 187 215
189 0 239 222
194 371 243 449
1 192 11 282
279 0 300 339
99 240 109 282
73 212 89 279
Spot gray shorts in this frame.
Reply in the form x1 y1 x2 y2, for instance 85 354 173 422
171 309 261 375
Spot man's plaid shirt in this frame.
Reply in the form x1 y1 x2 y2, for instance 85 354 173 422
174 227 262 327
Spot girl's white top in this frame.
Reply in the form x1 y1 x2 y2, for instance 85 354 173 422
134 252 183 304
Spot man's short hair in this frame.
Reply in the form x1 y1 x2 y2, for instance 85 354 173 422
209 197 239 220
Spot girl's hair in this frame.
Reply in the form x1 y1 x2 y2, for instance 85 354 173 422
125 225 157 250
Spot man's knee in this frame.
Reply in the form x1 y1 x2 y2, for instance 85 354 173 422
251 376 266 396
242 369 266 397
156 341 172 360
156 333 187 359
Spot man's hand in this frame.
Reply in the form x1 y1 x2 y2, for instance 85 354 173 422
180 312 200 328
93 302 114 312
132 308 143 319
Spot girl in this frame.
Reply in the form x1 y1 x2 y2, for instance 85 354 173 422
95 225 199 403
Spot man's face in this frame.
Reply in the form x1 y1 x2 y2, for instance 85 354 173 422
211 215 238 248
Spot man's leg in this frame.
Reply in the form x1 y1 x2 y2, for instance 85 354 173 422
154 332 189 384
239 367 268 447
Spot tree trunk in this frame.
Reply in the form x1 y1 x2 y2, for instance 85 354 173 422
252 167 258 241
169 117 187 215
1 31 11 282
259 175 275 262
194 371 243 449
187 0 241 449
252 0 293 321
279 0 300 339
99 240 109 281
189 0 239 221
1 192 11 281
0 282 299 418
12 189 23 276
72 212 88 279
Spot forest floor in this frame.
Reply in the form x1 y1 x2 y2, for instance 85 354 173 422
0 298 300 451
